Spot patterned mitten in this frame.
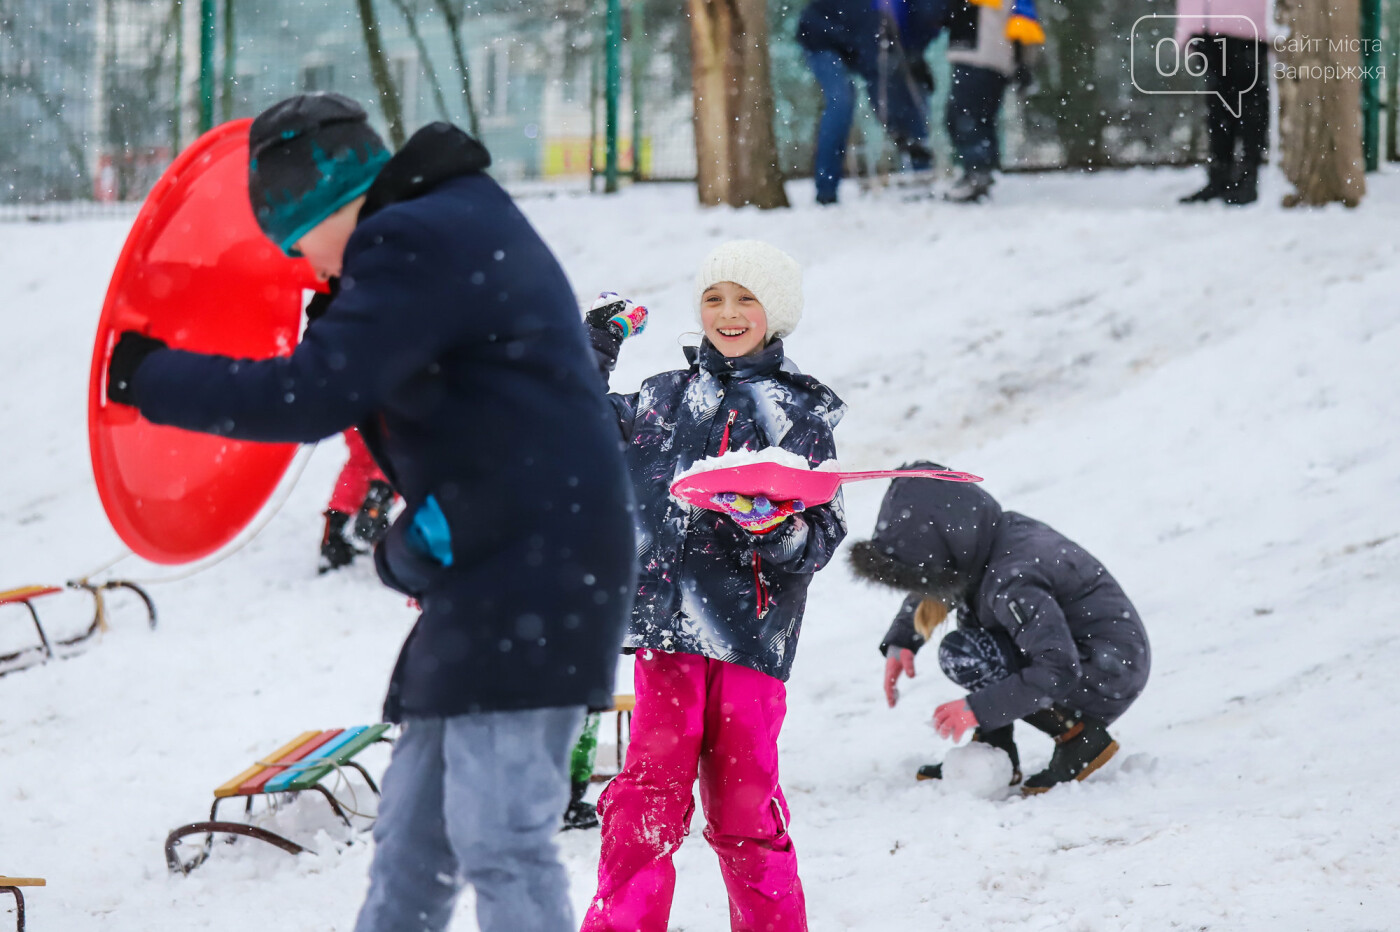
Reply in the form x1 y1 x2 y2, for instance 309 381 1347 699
587 292 649 339
710 493 804 534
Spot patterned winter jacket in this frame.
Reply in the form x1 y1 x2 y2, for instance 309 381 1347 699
604 339 847 682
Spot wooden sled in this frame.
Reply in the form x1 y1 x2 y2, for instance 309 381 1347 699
0 580 156 677
164 724 393 875
0 878 44 932
590 693 636 783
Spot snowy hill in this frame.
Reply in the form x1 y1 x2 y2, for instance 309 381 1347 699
2 168 1398 931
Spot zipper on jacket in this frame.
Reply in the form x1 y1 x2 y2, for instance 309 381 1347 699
718 409 737 455
752 551 770 619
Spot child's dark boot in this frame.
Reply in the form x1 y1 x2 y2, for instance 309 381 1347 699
916 724 1022 784
562 780 599 830
353 479 396 545
1021 706 1118 794
319 509 357 574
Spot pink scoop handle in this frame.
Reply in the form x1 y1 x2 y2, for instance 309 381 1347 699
669 463 982 513
831 469 983 484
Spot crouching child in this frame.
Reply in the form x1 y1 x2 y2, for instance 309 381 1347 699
851 465 1150 794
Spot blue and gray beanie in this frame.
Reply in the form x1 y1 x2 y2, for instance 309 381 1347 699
248 93 391 254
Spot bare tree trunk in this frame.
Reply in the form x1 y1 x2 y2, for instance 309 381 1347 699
356 0 407 148
688 0 789 208
1276 0 1366 205
434 0 482 138
387 0 453 122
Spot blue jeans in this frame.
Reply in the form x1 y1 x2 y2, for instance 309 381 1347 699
353 707 585 932
805 49 857 202
946 64 1008 172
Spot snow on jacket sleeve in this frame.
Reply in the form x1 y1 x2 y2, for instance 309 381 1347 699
753 407 846 573
131 215 456 444
965 575 1082 730
879 594 927 655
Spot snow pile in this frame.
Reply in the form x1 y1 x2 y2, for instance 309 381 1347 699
938 742 1015 799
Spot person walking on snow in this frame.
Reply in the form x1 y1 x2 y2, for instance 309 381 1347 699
797 0 946 204
104 93 635 932
1175 0 1270 205
851 464 1149 793
580 241 847 932
942 0 1045 202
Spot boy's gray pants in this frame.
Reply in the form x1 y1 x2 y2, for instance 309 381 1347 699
353 707 585 932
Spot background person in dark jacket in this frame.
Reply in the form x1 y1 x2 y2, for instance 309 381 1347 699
105 94 635 932
797 0 946 203
850 466 1149 794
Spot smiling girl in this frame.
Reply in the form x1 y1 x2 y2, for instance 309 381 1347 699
580 240 846 932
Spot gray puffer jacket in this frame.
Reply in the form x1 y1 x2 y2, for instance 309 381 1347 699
852 469 1150 730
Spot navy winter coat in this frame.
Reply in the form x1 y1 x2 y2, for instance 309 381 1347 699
853 471 1149 730
797 0 947 139
603 339 847 682
130 124 636 721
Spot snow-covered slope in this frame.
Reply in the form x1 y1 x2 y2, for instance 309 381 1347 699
2 168 1398 930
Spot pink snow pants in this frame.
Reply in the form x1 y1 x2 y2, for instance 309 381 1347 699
327 428 387 514
582 650 807 932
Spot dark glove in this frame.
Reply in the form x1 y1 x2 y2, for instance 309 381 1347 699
586 292 648 339
585 292 648 372
304 276 340 322
909 58 935 96
1013 42 1041 92
876 10 901 49
106 331 167 406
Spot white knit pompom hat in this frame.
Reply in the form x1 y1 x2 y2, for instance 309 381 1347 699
693 240 804 342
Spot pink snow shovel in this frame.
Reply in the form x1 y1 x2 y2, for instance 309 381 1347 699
670 463 982 512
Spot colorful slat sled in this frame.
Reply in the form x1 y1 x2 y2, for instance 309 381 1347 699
0 580 156 677
164 724 393 875
0 877 44 932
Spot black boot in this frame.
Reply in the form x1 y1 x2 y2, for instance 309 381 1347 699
318 510 357 575
1223 161 1259 205
916 725 1022 785
561 780 599 831
1021 706 1118 794
353 479 396 545
1179 162 1231 203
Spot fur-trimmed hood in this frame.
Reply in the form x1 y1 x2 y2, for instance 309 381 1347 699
848 461 1003 603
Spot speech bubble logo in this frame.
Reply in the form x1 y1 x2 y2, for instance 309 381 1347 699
1130 15 1260 118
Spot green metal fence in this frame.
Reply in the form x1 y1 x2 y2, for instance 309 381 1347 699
1 0 1395 210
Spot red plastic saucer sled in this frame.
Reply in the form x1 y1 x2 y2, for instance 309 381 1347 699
88 120 322 565
669 463 983 512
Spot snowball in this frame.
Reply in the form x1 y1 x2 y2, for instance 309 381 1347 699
940 742 1014 798
673 446 820 483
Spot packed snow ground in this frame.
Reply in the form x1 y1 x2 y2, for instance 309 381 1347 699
3 167 1398 931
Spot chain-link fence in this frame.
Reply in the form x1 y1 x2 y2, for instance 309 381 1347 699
3 0 1397 211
